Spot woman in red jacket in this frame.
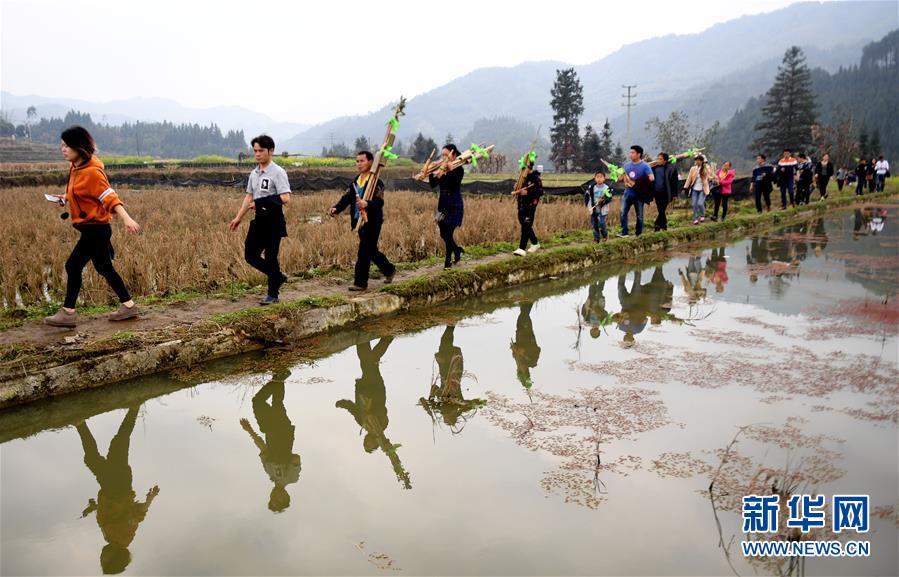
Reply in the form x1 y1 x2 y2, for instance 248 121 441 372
711 160 735 222
45 126 141 328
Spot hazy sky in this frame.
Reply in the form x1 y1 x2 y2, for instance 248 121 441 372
2 0 797 124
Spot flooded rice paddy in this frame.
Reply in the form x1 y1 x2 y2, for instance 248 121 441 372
1 206 897 576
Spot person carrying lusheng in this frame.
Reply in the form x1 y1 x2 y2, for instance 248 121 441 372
585 169 613 241
814 153 834 199
511 161 544 256
750 154 775 213
776 149 798 208
648 152 679 231
683 154 711 224
614 145 654 237
427 144 467 268
229 135 290 305
44 126 141 328
711 160 735 222
329 98 404 291
328 151 396 291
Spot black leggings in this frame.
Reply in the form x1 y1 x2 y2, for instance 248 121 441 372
438 222 460 265
64 224 131 309
518 206 538 250
713 194 729 220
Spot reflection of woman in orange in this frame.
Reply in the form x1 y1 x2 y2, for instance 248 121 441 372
76 407 158 575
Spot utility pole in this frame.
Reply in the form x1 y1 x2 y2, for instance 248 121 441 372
621 84 637 146
327 132 336 155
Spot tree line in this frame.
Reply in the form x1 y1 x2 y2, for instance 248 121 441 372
0 110 248 159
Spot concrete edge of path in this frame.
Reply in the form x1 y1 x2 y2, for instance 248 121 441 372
1 191 896 410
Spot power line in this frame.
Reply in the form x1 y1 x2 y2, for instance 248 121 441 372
621 84 637 146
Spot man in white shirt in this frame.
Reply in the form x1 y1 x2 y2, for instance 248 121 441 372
229 135 291 305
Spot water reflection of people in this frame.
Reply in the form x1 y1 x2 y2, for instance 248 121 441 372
581 280 612 339
745 236 799 294
853 208 867 240
240 368 300 513
76 406 158 575
616 270 653 346
811 218 828 256
420 325 484 431
645 266 675 324
869 209 887 235
679 256 708 304
336 337 412 489
705 248 729 293
510 303 541 390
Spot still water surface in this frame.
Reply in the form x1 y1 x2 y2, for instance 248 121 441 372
2 206 897 576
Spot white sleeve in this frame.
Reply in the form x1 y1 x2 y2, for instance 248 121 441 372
277 169 291 193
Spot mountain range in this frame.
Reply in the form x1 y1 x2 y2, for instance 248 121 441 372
0 93 308 143
2 1 896 159
282 1 898 154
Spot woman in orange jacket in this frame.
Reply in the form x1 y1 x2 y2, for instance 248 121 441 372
44 126 141 328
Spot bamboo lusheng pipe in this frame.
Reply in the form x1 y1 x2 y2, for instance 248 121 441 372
648 147 706 167
512 132 540 194
414 144 495 181
355 97 406 231
414 148 437 181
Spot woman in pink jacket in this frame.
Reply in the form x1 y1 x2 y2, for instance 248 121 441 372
711 160 735 222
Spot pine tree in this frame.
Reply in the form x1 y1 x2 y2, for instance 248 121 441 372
580 124 601 171
752 46 818 155
549 68 584 172
869 129 881 158
354 135 370 152
614 143 624 163
598 119 614 162
409 132 439 162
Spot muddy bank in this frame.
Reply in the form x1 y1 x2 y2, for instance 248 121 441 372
0 192 894 409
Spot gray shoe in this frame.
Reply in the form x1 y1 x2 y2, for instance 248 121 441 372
109 304 139 321
348 285 367 292
259 295 280 305
44 308 77 328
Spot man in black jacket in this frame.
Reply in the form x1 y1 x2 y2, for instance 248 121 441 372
329 151 396 291
651 153 679 231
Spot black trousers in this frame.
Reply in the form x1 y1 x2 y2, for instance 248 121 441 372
244 219 284 297
754 188 771 213
64 224 131 309
438 222 460 265
855 178 865 195
713 193 730 219
518 206 538 250
819 177 830 198
355 219 394 288
797 182 811 204
653 190 669 230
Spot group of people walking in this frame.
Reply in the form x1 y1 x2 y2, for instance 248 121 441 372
42 125 890 328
